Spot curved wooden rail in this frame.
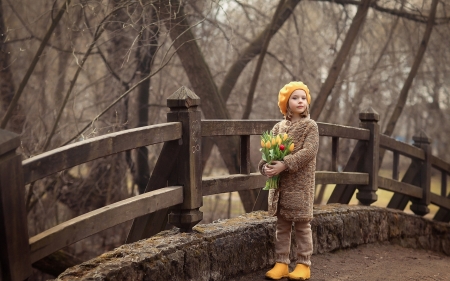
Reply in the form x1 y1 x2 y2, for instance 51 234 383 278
202 172 369 196
378 176 422 198
379 134 424 160
29 186 183 263
431 155 450 174
22 122 182 184
201 120 370 140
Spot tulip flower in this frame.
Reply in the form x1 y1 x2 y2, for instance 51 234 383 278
259 130 294 190
289 143 294 152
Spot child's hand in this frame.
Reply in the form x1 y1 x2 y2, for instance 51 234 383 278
264 161 287 177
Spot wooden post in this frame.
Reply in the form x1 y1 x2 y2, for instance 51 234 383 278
356 107 379 205
167 87 203 232
410 131 431 216
0 129 32 281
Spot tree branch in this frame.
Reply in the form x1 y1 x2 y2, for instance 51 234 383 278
1 0 72 129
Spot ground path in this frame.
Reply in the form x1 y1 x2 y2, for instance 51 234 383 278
229 242 450 281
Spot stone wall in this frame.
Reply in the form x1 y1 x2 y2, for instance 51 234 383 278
54 204 450 281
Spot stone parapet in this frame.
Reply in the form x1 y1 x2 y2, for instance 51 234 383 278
54 204 450 281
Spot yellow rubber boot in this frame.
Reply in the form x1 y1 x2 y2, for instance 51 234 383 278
265 262 289 280
288 264 310 280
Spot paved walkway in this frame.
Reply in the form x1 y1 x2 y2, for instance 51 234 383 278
228 242 450 281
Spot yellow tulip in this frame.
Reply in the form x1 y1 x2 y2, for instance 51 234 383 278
276 135 282 145
261 139 265 148
265 141 271 149
288 143 295 152
283 134 288 141
271 138 276 146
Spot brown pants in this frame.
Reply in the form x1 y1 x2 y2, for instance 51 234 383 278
275 215 313 266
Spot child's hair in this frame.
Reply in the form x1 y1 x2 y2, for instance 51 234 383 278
286 103 309 120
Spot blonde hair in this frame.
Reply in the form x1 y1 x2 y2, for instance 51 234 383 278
286 104 309 120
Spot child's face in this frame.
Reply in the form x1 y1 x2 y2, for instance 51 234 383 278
288 89 308 116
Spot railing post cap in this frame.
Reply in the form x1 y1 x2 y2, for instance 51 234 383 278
413 130 431 144
0 129 20 155
167 86 201 109
359 107 379 122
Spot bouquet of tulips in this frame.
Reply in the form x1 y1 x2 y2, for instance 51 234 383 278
260 131 294 190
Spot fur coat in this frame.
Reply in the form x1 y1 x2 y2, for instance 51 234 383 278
258 117 319 222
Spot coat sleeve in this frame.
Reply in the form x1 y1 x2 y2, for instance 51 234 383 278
282 121 319 173
258 122 281 174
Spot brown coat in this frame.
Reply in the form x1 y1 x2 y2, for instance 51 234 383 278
258 117 319 222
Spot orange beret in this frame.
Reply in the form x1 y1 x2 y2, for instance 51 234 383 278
278 81 311 115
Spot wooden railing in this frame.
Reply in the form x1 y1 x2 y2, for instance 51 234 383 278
0 86 449 281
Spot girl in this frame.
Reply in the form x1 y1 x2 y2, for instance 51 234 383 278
259 81 319 280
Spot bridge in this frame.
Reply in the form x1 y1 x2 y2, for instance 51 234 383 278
0 86 449 280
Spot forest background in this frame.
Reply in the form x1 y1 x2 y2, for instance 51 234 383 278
0 0 449 279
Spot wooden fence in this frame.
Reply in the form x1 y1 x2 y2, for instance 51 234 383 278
0 86 449 280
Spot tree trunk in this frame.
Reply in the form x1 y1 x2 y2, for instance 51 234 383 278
0 0 72 129
344 13 401 127
133 11 159 194
382 0 438 137
310 0 371 120
220 0 301 102
157 0 258 211
242 0 286 119
379 0 438 164
0 0 23 133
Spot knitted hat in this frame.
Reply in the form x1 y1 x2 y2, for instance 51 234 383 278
278 81 311 115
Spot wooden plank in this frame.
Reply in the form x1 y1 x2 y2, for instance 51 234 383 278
202 120 370 140
430 193 450 211
22 122 182 184
201 120 278 136
331 137 339 172
393 152 399 181
317 123 370 140
379 134 425 160
316 172 368 185
0 129 32 281
378 177 422 198
442 172 447 197
29 186 183 263
431 155 450 175
202 173 266 196
0 151 32 281
202 172 368 196
240 135 251 174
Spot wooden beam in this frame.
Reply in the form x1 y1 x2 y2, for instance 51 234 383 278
22 122 182 184
317 123 370 140
378 176 422 198
430 193 450 211
431 155 450 175
0 129 32 281
316 171 368 185
202 172 368 196
202 173 266 196
201 120 278 136
331 137 339 172
201 120 370 140
29 186 183 263
379 134 424 160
